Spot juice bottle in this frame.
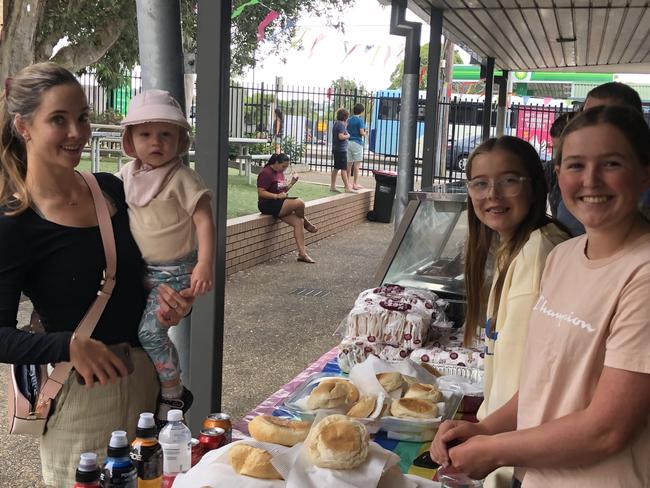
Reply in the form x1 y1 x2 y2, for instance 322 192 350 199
101 430 137 487
73 452 100 487
130 412 163 487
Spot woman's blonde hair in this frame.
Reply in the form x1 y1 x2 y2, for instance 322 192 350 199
0 62 79 214
463 136 552 346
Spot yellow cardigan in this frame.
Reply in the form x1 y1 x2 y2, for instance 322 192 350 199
478 223 568 488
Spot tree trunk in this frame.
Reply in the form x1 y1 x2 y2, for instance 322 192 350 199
0 0 46 82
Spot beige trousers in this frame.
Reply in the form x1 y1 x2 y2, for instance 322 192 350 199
40 348 159 488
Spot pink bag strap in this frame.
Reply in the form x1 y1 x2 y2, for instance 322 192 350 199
38 172 117 404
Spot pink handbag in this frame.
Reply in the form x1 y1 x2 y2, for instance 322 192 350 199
7 172 117 435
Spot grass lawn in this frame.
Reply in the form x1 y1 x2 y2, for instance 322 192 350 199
78 159 332 219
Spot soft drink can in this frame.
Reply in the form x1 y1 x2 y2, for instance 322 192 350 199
199 428 226 453
190 438 203 466
203 413 232 443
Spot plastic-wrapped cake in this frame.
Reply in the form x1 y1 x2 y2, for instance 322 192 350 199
337 285 450 372
410 327 485 370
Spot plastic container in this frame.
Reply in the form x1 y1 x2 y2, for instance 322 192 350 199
130 412 163 487
159 409 192 488
367 170 397 223
73 452 101 487
101 431 137 487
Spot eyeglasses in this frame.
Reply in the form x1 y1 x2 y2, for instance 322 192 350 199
465 175 529 199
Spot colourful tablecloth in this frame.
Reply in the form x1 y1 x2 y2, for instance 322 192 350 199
233 347 477 482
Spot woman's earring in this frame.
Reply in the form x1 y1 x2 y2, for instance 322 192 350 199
22 133 30 142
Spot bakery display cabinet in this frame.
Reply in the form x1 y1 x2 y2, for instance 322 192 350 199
374 185 468 325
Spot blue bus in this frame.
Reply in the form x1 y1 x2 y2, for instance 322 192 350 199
368 89 426 157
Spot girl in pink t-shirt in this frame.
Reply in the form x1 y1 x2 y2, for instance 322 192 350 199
430 106 650 487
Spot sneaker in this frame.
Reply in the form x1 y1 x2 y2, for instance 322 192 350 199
155 386 194 430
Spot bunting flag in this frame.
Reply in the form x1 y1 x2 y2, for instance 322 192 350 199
342 43 360 63
268 18 296 43
370 46 382 65
232 0 259 19
308 33 326 58
383 46 392 65
257 10 280 42
364 44 374 52
289 26 307 48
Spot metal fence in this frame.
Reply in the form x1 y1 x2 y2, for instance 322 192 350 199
78 74 650 183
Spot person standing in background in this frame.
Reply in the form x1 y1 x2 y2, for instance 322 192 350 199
346 103 366 190
330 108 352 193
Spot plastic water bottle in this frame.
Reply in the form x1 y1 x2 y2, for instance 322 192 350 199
101 430 137 487
73 452 101 487
130 412 163 487
158 409 192 488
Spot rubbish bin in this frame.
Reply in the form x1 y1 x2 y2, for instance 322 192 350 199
367 170 398 223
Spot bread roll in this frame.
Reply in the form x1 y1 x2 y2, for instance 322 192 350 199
306 414 369 469
229 444 284 480
404 383 443 403
307 378 359 410
346 396 376 418
390 398 439 419
248 415 312 446
376 372 403 392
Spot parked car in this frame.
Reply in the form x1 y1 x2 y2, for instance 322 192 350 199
446 134 482 172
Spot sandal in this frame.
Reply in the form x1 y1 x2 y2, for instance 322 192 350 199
297 255 316 264
304 222 318 233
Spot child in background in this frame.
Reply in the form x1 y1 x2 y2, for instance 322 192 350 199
119 89 215 425
432 105 650 488
462 136 568 487
330 107 352 192
346 103 366 190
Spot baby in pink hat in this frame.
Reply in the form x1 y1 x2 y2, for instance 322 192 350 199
118 89 215 425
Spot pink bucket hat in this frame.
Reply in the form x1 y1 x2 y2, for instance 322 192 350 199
121 89 191 158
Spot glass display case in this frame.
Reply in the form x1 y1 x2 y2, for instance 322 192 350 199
374 185 468 324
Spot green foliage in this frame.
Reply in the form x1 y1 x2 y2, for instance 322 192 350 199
328 78 367 118
280 136 304 162
231 0 353 76
389 44 464 90
89 109 123 125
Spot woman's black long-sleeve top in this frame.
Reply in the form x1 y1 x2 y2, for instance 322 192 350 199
0 173 147 364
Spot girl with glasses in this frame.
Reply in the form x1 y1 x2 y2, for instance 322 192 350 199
432 107 650 488
459 135 569 487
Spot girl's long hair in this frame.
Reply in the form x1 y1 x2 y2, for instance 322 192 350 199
1 62 79 215
463 136 552 346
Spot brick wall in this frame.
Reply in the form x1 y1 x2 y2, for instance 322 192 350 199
226 189 375 276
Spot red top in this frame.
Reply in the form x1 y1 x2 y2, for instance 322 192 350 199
257 165 287 202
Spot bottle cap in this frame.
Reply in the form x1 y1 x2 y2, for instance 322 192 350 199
107 430 130 458
167 409 183 422
136 412 157 438
78 452 98 471
75 452 100 483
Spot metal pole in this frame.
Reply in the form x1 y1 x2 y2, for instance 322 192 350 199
135 0 186 112
390 0 421 229
482 57 495 141
188 0 230 433
421 8 442 191
495 69 509 137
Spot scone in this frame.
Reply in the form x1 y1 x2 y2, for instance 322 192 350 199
390 398 439 419
229 444 284 480
307 378 359 409
376 372 404 392
306 414 369 469
346 396 376 418
248 415 312 446
403 383 443 403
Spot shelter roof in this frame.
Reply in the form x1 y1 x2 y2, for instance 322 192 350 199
404 0 650 72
